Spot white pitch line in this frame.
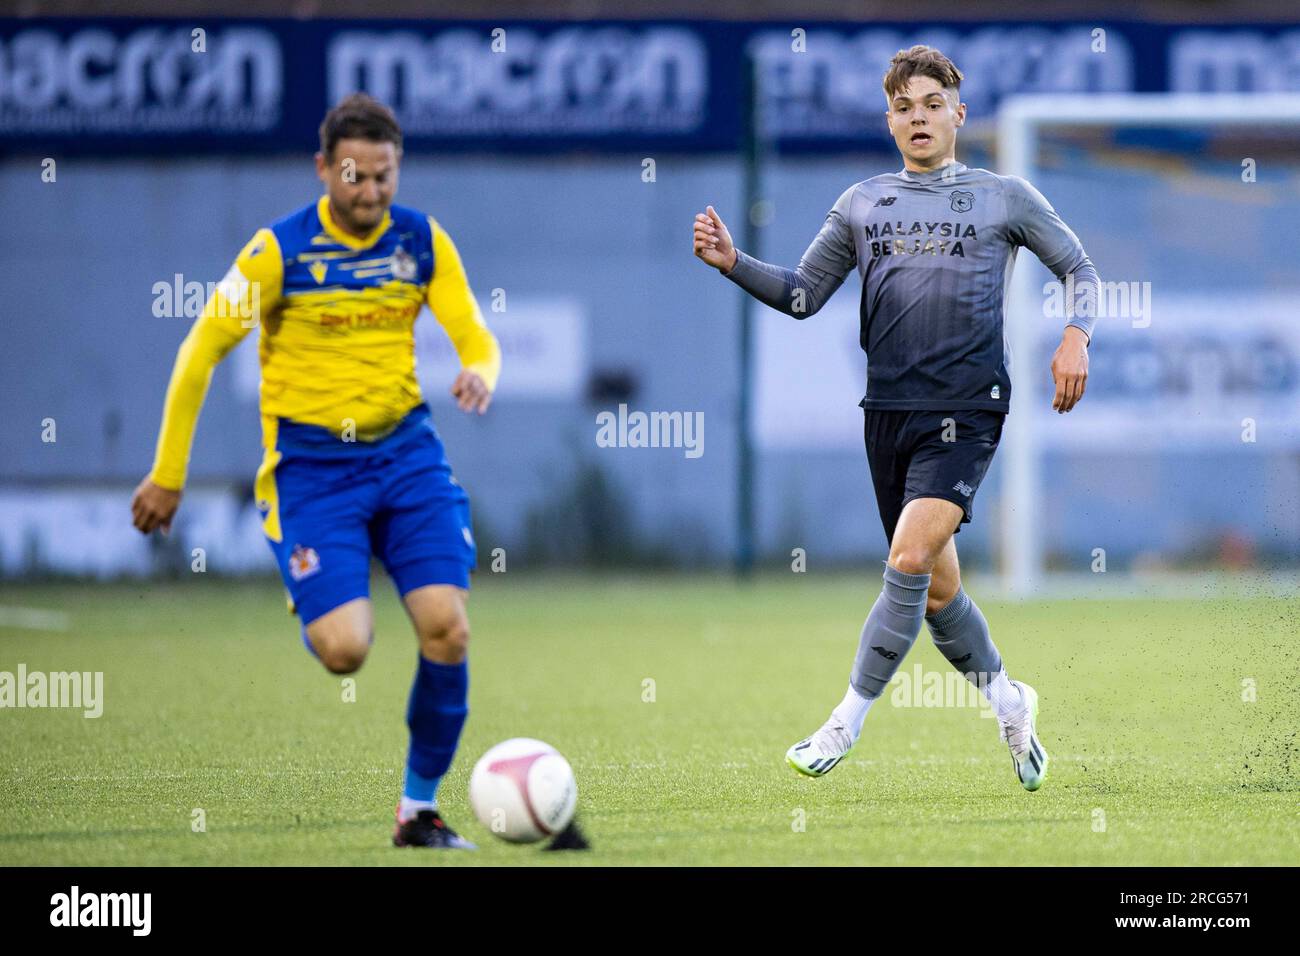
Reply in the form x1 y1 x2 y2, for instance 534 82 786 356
0 606 72 632
14 767 400 784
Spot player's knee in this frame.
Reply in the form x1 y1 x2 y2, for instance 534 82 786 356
890 548 935 576
305 598 373 674
419 614 469 663
317 633 371 674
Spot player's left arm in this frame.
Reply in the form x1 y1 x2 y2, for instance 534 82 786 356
1005 176 1101 414
426 219 501 415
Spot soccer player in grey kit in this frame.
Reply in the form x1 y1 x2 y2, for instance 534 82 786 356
693 45 1099 790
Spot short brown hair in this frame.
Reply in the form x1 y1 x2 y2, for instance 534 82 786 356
882 45 963 99
319 93 403 158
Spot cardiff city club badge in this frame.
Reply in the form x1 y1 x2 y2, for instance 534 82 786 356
288 544 321 581
390 245 417 280
950 190 975 213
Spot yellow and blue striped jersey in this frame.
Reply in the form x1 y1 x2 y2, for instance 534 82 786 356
149 195 500 490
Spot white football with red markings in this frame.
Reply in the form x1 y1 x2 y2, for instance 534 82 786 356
468 738 578 843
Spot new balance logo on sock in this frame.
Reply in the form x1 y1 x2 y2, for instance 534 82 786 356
951 653 973 665
871 645 898 661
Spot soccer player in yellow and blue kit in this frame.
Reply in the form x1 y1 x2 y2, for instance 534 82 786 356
130 94 498 849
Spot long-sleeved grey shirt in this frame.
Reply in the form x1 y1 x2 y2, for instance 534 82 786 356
724 161 1099 412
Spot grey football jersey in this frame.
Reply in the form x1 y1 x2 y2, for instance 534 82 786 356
725 161 1098 412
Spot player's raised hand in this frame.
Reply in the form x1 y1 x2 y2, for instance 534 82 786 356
1050 326 1090 414
693 205 738 273
451 369 492 415
130 477 181 534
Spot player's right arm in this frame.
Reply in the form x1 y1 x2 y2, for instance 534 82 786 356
692 187 858 319
131 230 283 534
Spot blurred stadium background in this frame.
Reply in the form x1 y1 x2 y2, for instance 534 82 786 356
2 0 1298 590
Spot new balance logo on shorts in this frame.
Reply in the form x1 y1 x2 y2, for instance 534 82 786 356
952 480 975 498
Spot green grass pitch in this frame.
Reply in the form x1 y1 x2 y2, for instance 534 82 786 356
1 573 1296 866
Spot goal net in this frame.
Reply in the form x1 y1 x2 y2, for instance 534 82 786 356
996 94 1300 596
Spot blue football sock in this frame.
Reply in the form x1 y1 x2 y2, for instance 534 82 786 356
402 768 442 805
403 656 469 802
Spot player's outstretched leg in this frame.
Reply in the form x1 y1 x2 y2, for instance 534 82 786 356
787 563 931 777
787 498 963 778
392 585 476 849
924 542 1047 790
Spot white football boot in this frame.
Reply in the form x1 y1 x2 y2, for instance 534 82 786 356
999 679 1048 791
786 716 854 777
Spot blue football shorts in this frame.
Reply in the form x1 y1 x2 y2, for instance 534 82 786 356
256 403 477 625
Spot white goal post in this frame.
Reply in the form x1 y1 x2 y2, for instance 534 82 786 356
996 94 1300 598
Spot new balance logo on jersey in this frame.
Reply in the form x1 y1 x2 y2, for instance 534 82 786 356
952 480 975 498
871 645 898 661
874 196 897 207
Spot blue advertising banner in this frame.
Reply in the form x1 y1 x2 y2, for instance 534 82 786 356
1 17 1296 154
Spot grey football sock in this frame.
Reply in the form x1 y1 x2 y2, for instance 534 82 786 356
926 588 1003 688
850 564 932 699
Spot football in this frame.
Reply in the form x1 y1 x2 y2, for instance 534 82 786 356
468 738 578 843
